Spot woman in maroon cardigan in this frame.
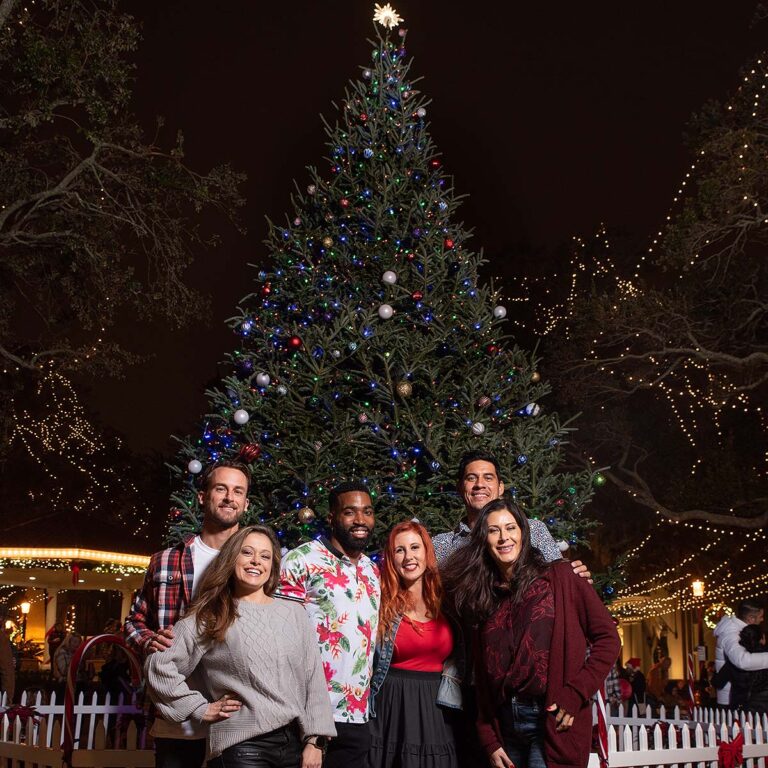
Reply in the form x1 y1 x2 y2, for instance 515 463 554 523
443 499 620 768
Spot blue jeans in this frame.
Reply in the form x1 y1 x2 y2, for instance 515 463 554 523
498 699 546 768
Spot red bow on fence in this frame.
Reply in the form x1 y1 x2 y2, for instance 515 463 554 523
0 704 39 725
718 732 744 768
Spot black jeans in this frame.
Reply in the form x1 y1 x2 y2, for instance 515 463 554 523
324 721 371 768
207 724 302 768
155 737 206 768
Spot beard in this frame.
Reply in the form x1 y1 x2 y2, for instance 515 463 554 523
332 520 372 553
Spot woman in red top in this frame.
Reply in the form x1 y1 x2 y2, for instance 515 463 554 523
368 521 459 768
443 499 620 768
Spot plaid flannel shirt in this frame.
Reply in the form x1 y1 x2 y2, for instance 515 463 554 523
124 534 195 658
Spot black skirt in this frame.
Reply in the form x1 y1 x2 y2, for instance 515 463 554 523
368 668 459 768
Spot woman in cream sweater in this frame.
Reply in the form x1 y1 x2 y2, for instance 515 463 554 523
146 525 336 768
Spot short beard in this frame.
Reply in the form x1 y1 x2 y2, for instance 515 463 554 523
332 521 371 554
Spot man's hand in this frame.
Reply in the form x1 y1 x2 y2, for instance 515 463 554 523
302 742 324 768
202 695 242 723
147 625 175 654
489 746 515 767
547 703 575 731
570 560 592 584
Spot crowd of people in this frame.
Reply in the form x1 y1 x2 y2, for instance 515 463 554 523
126 452 620 768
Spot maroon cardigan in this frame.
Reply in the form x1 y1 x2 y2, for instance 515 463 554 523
477 561 620 768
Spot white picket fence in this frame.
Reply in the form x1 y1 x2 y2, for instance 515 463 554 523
588 701 768 768
0 689 153 767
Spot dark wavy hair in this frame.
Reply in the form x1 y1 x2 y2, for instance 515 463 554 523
198 459 252 492
442 498 548 626
187 525 281 642
740 624 765 653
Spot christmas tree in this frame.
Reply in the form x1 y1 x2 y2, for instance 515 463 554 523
168 4 599 549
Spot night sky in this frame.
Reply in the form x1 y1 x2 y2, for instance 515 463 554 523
83 1 764 461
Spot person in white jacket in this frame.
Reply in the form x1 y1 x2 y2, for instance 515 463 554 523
714 600 767 707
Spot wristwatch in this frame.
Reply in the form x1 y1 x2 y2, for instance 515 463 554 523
303 735 330 754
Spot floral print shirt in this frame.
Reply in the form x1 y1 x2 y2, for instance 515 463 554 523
278 538 380 724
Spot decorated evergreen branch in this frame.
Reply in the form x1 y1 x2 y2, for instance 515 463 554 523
169 7 600 550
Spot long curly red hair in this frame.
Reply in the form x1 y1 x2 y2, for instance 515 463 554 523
378 521 443 641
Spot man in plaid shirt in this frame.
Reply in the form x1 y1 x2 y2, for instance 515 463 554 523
124 459 250 768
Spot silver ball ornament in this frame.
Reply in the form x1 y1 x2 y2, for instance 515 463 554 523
493 305 508 319
416 107 427 118
233 409 250 425
378 304 394 320
276 384 288 396
471 422 486 435
362 68 372 79
187 459 203 474
307 184 316 195
331 349 341 359
255 372 271 388
382 270 398 285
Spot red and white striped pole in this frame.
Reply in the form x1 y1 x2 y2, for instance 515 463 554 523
686 652 696 703
595 689 609 768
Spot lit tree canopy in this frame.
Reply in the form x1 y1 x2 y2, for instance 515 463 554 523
534 54 768 530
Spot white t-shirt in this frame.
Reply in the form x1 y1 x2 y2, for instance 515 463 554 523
151 535 219 740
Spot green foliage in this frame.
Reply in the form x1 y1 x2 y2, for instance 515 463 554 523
169 25 597 548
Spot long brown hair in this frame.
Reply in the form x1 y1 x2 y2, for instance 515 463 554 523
378 521 443 641
442 499 548 626
187 525 281 642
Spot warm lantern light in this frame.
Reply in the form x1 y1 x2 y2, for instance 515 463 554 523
691 579 705 598
20 601 31 615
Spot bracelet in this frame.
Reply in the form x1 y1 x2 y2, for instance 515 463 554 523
303 735 330 754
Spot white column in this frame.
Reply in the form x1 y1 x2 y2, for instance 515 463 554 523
120 590 133 625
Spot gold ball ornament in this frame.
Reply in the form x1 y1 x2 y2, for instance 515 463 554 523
476 395 491 408
297 507 316 523
396 380 413 397
531 371 541 383
322 236 333 248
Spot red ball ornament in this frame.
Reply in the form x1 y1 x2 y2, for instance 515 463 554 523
555 498 566 507
430 159 442 169
444 238 455 249
238 443 262 462
411 290 424 301
359 113 368 122
340 198 350 208
405 252 416 261
288 335 303 350
486 344 499 356
260 282 272 297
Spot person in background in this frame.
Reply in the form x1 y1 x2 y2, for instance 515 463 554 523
714 599 768 709
443 499 620 768
646 656 671 702
369 521 460 768
0 608 15 705
716 624 768 714
46 621 66 675
625 658 647 712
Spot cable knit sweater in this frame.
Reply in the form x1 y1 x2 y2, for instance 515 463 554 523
145 598 336 758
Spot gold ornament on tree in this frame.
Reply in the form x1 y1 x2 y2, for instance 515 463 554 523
531 371 541 383
297 507 316 523
322 236 333 248
396 380 413 397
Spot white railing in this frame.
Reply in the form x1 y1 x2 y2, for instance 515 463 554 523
588 702 768 768
0 689 153 767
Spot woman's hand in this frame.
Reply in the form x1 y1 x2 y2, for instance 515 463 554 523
489 746 515 767
301 742 323 768
547 702 574 731
201 695 242 722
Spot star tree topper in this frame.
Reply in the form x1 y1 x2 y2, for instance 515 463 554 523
373 3 403 29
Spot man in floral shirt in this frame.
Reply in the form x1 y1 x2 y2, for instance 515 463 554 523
279 481 380 768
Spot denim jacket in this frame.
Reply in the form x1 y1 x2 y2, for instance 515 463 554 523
369 613 464 717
